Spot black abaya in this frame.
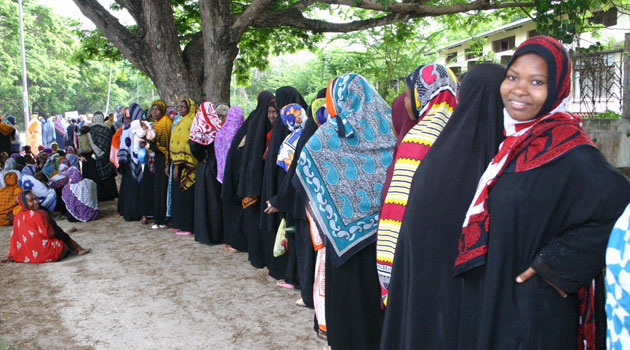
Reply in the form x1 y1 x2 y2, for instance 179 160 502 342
326 241 384 350
119 163 142 221
190 140 223 244
457 147 629 350
222 123 250 252
380 64 506 350
150 143 169 225
170 166 195 233
139 164 155 218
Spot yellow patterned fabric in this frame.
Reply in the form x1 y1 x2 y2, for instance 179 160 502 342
154 103 173 165
376 85 457 307
170 98 197 191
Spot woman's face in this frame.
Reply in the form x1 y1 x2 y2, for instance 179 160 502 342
404 86 415 121
151 105 163 119
25 192 40 210
177 101 189 116
267 106 279 124
500 53 548 122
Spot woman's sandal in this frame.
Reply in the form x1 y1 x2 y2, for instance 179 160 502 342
295 298 308 307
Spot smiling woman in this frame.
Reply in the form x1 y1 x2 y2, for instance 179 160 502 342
454 36 630 350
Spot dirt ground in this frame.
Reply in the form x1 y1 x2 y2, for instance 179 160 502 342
0 201 324 350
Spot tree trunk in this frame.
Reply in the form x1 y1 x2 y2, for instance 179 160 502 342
199 0 238 105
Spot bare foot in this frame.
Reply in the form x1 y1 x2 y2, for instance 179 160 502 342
223 245 238 253
67 227 78 233
77 248 91 256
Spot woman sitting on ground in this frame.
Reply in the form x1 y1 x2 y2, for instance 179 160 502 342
0 172 22 226
6 190 90 263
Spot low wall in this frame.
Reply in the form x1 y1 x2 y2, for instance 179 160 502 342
582 118 630 168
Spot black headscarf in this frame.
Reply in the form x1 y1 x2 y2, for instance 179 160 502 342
237 91 275 198
261 86 308 231
380 63 505 348
275 86 308 111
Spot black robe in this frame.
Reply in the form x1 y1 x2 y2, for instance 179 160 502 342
170 165 195 233
261 119 290 279
139 163 155 218
380 63 506 350
149 141 169 225
222 121 250 252
80 151 117 202
457 146 629 350
236 91 274 268
118 162 142 222
190 140 223 244
326 241 384 350
262 86 309 282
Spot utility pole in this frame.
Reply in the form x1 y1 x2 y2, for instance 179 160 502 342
18 0 29 131
105 64 113 113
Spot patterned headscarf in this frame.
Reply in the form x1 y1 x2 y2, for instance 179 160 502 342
129 103 144 121
189 102 224 145
167 106 177 120
92 111 105 125
276 104 307 172
376 64 458 305
152 100 167 115
296 74 396 266
406 63 458 120
455 36 595 274
214 106 245 184
170 98 198 190
311 98 329 126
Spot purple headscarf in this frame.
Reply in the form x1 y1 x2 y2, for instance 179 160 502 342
214 106 245 183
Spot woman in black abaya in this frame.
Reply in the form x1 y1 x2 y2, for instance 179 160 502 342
453 36 630 350
148 100 172 229
236 91 275 267
189 102 227 244
261 86 308 285
379 63 505 350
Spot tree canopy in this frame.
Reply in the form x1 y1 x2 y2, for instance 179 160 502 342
0 0 156 129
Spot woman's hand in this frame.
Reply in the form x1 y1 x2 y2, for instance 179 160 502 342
79 156 87 163
516 267 567 298
172 166 179 180
164 165 170 177
264 200 279 214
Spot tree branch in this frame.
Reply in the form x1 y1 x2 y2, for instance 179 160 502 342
72 0 149 75
231 0 276 37
318 0 535 17
113 0 143 24
253 10 412 33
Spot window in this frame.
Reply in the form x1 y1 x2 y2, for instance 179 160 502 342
446 52 457 64
492 36 516 52
528 29 538 38
501 55 512 66
465 49 476 60
449 67 462 76
592 7 617 27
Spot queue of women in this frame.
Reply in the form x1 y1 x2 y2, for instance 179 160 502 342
3 36 630 349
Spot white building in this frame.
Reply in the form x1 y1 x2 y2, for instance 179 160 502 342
435 7 629 115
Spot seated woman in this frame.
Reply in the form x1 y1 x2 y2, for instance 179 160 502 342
6 191 90 263
0 172 22 226
62 167 98 222
19 165 57 212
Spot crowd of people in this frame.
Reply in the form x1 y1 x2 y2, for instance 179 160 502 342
2 36 630 349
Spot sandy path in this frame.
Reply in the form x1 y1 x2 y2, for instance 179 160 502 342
0 202 323 350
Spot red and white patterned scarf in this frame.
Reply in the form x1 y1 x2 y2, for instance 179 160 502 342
189 102 225 145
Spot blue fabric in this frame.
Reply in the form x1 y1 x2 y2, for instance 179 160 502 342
42 119 55 146
606 203 630 349
296 74 395 266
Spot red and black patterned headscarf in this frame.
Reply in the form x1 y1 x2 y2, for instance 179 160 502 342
507 36 571 119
